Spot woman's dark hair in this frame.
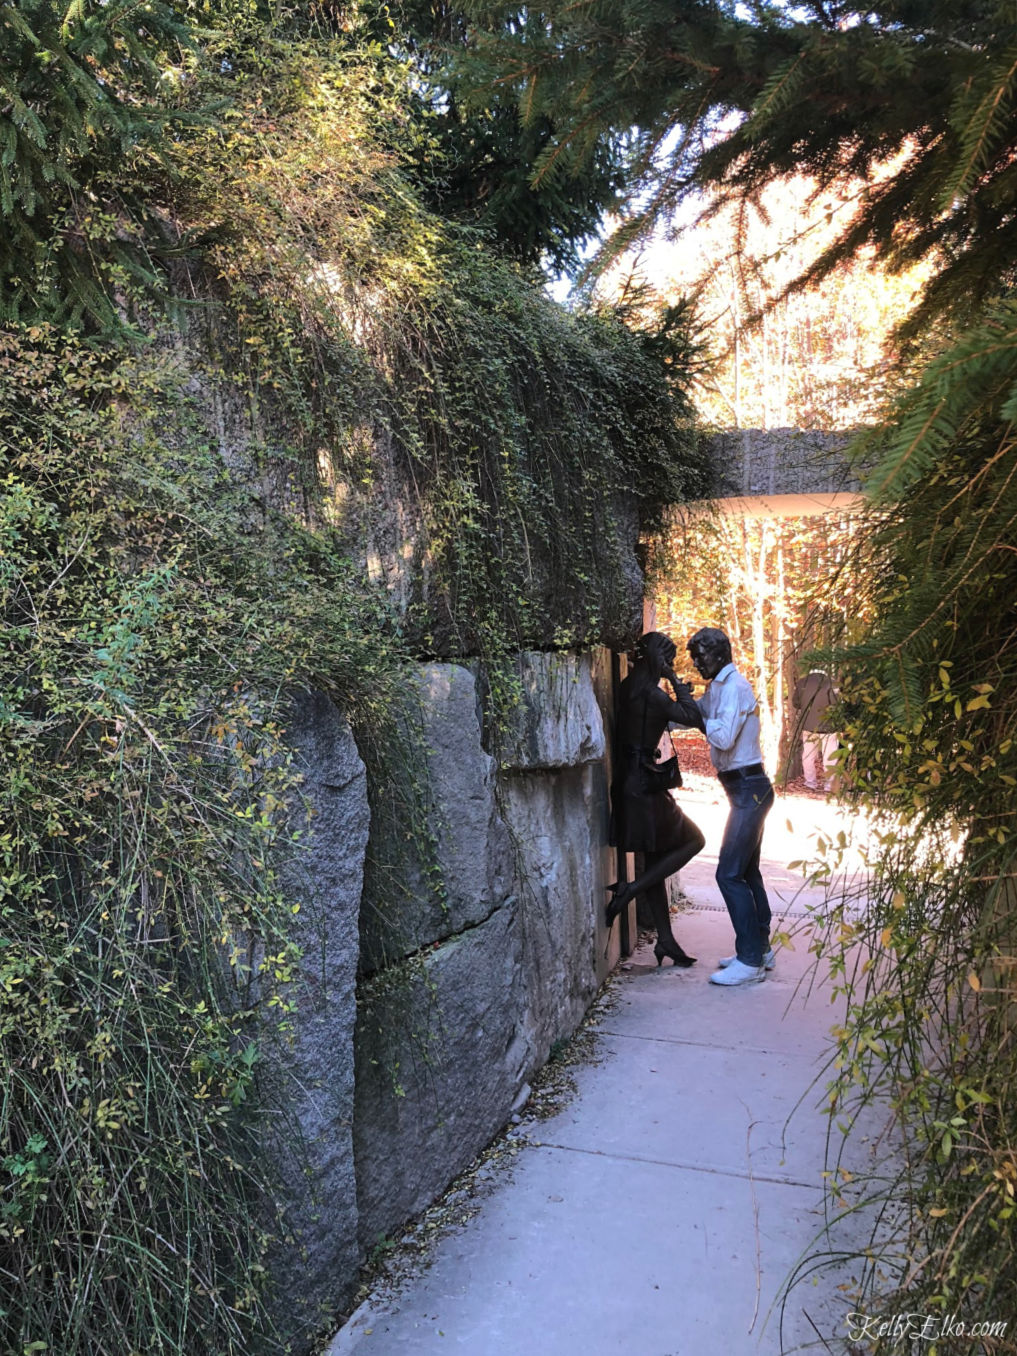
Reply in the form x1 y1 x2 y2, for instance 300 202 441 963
634 631 673 662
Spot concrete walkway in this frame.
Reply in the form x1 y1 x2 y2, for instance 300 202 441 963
329 779 885 1356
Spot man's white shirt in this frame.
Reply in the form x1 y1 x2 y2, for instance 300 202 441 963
696 663 765 772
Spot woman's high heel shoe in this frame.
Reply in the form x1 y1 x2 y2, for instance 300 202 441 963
654 940 696 968
605 881 635 929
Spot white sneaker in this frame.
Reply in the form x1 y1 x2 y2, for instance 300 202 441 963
718 948 775 970
709 959 766 986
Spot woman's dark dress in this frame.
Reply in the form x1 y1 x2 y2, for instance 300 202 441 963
613 680 699 854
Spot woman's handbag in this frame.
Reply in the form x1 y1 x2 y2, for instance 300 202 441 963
640 729 682 792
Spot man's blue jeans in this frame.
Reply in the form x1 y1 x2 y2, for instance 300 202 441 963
716 773 774 967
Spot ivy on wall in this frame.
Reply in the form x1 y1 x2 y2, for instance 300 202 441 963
163 39 711 662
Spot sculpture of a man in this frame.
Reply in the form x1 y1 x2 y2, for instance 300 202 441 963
687 627 775 986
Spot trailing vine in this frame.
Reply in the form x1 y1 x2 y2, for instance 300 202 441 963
165 37 710 666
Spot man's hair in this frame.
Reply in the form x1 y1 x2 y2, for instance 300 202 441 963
687 627 732 667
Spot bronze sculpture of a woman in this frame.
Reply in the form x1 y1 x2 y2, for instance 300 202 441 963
607 631 705 966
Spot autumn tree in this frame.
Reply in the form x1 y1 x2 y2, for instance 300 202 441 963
649 175 932 430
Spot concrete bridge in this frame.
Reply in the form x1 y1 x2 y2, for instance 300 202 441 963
704 426 864 517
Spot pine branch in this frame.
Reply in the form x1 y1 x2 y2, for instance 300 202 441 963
940 46 1017 209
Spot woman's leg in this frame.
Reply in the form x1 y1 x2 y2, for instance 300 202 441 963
607 813 705 934
642 874 694 962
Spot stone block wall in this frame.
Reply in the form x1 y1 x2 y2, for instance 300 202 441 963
267 650 617 1348
261 692 370 1346
497 650 612 1063
354 903 530 1251
358 664 514 973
